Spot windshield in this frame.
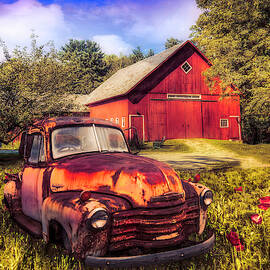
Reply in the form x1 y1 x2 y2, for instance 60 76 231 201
52 125 129 159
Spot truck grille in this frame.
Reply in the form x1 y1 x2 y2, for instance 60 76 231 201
109 197 200 252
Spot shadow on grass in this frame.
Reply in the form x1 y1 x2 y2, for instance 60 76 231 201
163 156 241 170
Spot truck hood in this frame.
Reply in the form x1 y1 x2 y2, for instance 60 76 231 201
50 153 184 207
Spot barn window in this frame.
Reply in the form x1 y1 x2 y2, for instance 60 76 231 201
122 117 126 128
168 94 201 100
220 119 229 128
115 118 119 124
181 61 192 74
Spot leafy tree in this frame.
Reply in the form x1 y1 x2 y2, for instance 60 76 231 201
104 47 155 79
146 49 155 58
0 36 76 144
130 46 145 62
60 39 110 94
192 0 270 143
104 54 134 79
165 37 183 49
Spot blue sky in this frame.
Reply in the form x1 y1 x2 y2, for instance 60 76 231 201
0 0 201 58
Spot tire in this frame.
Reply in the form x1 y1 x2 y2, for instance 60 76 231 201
62 229 72 253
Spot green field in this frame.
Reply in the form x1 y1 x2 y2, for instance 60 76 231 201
0 141 269 270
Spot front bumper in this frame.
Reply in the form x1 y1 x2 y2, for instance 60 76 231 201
85 231 215 268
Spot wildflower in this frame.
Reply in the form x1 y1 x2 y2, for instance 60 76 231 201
234 186 243 192
250 214 262 224
193 174 200 183
258 196 270 210
226 231 244 251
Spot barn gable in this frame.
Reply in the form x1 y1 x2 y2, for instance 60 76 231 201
86 41 211 106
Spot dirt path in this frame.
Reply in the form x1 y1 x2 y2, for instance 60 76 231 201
140 139 268 170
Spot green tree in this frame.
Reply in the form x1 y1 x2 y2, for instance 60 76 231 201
0 36 76 144
104 54 134 79
192 0 270 143
146 49 155 58
60 39 110 94
165 37 182 49
130 46 145 62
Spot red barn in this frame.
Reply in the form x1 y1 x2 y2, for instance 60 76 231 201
86 41 241 142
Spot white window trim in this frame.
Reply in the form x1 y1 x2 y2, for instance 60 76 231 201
220 119 229 128
167 94 201 100
181 61 192 74
115 118 119 124
110 118 114 122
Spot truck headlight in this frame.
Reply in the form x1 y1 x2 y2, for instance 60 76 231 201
201 190 213 207
86 209 109 229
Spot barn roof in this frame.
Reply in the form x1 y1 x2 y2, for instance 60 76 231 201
86 40 211 106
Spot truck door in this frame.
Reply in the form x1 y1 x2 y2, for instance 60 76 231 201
21 134 46 222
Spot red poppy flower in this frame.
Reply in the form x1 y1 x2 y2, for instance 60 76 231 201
234 186 243 192
188 178 192 182
226 231 244 251
193 174 200 183
258 196 270 210
250 214 262 224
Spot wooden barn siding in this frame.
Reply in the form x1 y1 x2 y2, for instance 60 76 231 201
128 44 195 104
128 95 151 141
202 95 240 140
89 99 129 137
150 51 210 95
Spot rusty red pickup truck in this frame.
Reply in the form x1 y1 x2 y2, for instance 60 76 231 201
3 117 214 267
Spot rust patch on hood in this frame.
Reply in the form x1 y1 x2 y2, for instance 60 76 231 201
50 153 184 207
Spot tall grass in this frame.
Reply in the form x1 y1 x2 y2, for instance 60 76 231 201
0 161 269 269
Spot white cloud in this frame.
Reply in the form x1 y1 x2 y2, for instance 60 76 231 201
128 1 201 42
93 34 133 55
73 0 201 45
0 0 70 50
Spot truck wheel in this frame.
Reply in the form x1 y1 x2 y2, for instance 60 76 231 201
2 196 9 211
62 229 72 253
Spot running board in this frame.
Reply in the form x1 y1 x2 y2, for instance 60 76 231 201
13 212 42 238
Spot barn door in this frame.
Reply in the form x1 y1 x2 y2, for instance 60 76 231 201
167 100 202 139
229 116 241 140
202 101 219 139
129 115 144 142
149 100 167 141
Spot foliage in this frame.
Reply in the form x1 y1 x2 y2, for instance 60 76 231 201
104 47 155 79
0 35 76 144
60 39 110 94
146 49 155 58
104 54 134 80
164 37 183 49
192 0 270 144
130 46 145 62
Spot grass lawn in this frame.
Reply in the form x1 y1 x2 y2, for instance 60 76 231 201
206 140 270 164
140 139 191 153
0 140 269 269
